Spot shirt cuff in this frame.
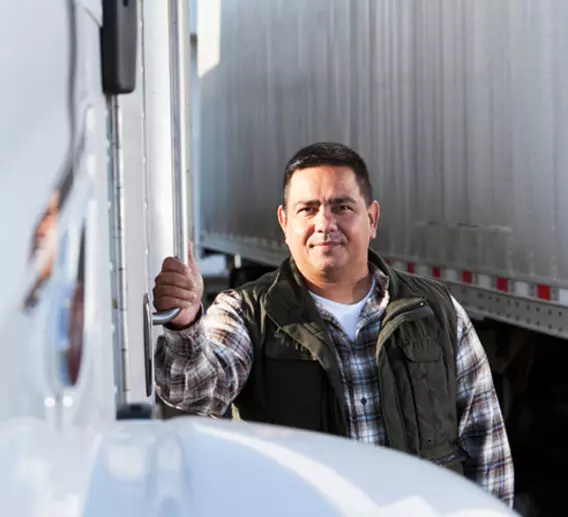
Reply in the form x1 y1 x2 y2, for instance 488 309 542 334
162 305 205 355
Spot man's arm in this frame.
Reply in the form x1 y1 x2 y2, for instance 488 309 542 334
154 289 253 417
452 297 515 508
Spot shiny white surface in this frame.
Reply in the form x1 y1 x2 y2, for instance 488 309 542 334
0 1 72 333
0 0 115 429
0 416 517 517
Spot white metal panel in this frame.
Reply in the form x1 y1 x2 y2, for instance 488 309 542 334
0 417 517 517
0 0 78 425
54 1 116 430
199 0 568 288
0 0 116 429
0 1 73 327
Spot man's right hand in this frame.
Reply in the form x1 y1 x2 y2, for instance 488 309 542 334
153 243 204 329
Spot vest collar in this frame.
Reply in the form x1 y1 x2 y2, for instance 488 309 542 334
264 247 414 317
263 256 345 424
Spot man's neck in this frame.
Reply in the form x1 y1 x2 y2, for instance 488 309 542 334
303 268 374 304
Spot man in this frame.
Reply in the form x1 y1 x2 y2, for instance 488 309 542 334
154 142 514 507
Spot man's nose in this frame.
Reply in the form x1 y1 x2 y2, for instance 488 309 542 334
314 206 337 232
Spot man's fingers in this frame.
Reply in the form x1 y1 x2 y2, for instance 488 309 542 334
161 250 200 278
161 256 188 275
155 247 203 327
187 240 199 267
153 296 194 312
153 285 199 305
155 271 196 290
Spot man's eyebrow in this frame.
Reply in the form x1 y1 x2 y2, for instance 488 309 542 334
292 199 319 209
329 196 357 205
292 196 357 209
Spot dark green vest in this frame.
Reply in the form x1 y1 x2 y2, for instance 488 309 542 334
233 250 468 474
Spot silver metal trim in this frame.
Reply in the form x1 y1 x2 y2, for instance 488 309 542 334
152 307 181 326
152 0 192 326
169 0 191 260
201 233 287 268
447 282 568 340
202 232 568 340
108 96 130 403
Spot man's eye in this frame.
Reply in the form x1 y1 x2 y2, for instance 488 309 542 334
298 207 314 214
336 205 350 211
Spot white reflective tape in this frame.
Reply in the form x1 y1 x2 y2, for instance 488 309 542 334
393 261 406 271
416 265 430 277
444 268 459 282
477 274 491 289
559 289 568 306
514 281 531 298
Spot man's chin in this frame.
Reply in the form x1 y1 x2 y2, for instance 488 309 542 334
311 255 345 274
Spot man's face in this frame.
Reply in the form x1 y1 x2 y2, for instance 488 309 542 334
277 165 380 278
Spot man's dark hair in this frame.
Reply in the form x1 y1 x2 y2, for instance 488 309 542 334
282 142 374 209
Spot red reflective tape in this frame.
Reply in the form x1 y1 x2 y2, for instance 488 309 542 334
432 266 441 279
537 285 551 300
462 271 473 284
407 263 415 274
496 277 509 292
385 258 392 265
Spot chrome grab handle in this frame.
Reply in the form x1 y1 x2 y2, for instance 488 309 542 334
152 307 181 326
152 0 191 326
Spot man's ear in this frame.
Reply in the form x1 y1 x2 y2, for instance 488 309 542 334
277 204 287 232
368 200 380 239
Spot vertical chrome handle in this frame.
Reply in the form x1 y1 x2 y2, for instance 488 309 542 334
142 294 153 396
152 0 192 326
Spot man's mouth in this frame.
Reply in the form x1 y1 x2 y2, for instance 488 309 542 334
310 241 343 248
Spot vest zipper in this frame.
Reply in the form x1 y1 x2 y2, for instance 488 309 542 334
377 298 430 351
380 298 427 328
376 297 433 453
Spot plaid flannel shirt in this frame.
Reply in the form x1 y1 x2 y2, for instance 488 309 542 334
155 266 514 507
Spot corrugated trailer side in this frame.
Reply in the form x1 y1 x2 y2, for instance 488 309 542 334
198 0 568 340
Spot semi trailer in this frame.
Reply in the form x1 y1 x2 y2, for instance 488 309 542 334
196 1 568 514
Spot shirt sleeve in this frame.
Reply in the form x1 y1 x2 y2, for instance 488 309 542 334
154 289 254 417
452 296 515 508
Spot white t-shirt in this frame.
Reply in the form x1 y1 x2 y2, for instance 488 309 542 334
309 278 376 341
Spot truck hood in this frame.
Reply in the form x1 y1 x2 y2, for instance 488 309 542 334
0 415 517 517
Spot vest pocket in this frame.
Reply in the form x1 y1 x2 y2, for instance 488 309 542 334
263 339 324 431
397 339 442 362
397 338 454 450
428 445 468 475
